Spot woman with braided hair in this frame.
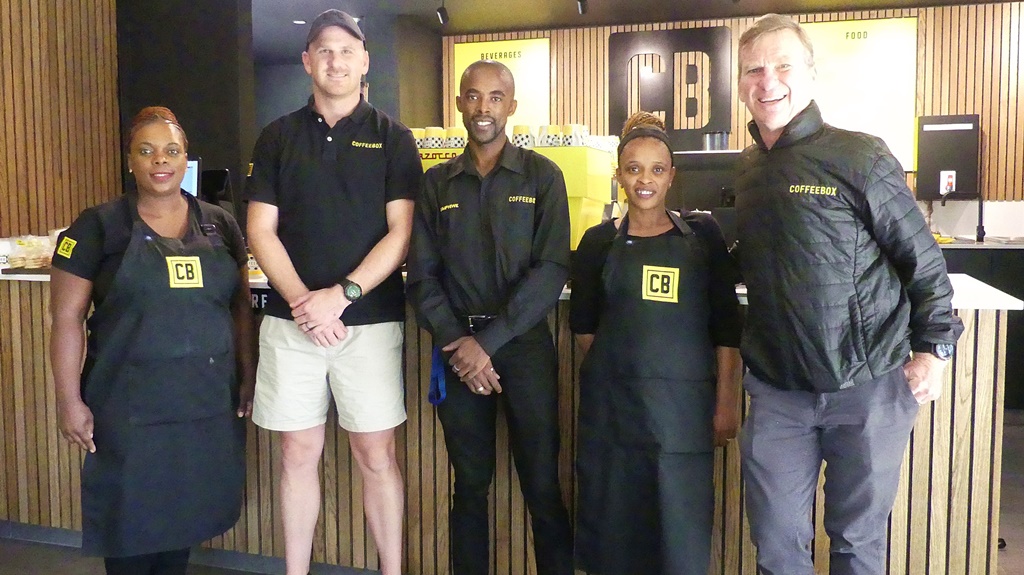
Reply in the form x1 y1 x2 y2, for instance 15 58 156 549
570 112 743 574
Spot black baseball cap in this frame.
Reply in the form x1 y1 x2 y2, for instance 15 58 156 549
306 9 365 48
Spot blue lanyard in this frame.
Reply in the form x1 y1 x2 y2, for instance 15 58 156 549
428 346 447 405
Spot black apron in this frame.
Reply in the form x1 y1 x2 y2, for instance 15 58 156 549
575 212 717 575
79 194 245 557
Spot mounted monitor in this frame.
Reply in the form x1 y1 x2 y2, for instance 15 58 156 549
670 150 741 211
200 168 237 220
916 115 980 202
180 155 202 197
671 150 742 247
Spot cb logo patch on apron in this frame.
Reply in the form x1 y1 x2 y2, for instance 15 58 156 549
642 265 678 303
166 256 204 288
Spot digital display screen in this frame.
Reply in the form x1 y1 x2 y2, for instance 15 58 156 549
181 159 200 196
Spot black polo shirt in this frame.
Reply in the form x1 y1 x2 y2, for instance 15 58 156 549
407 141 571 355
245 97 422 324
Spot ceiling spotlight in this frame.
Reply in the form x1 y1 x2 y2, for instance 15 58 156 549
292 20 306 25
577 0 588 15
437 1 449 26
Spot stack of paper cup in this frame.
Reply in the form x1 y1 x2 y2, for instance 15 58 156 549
445 126 468 149
0 238 11 269
411 128 426 149
422 127 446 148
561 124 587 146
511 125 534 148
536 125 562 147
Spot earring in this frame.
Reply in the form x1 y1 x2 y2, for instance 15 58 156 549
128 169 132 173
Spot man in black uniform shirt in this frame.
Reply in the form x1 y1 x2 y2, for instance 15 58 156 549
407 60 574 575
244 10 421 575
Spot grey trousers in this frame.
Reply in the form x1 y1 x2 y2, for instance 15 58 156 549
739 367 920 575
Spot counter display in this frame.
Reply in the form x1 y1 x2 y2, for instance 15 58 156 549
0 272 1020 574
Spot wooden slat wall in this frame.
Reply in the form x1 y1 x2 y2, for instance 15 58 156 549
0 0 121 239
0 0 118 530
443 3 1024 201
0 280 83 530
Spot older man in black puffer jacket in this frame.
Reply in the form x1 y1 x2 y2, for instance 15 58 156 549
734 14 964 575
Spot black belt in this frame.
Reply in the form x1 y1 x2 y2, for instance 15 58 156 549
462 315 497 334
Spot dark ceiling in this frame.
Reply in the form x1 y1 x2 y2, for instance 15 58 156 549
252 0 979 64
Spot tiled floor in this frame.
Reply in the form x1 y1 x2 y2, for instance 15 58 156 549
0 540 249 575
3 418 1024 574
998 413 1024 575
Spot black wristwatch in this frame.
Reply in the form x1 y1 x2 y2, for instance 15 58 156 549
914 342 954 361
339 279 362 303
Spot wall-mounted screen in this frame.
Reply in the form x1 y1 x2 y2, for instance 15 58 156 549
181 156 201 197
672 150 741 246
671 150 741 211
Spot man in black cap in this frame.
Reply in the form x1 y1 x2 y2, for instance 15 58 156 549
245 9 421 575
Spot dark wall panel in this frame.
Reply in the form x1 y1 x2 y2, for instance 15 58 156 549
117 0 255 216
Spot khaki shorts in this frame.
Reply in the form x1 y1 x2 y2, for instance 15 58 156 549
252 316 407 432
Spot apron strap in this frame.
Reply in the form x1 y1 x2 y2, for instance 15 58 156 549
615 209 696 239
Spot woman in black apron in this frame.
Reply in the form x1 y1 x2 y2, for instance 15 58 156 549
570 113 743 574
49 107 255 575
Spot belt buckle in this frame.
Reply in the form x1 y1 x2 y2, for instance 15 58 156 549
466 314 493 334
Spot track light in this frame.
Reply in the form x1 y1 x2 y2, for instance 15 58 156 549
577 0 588 15
437 1 449 26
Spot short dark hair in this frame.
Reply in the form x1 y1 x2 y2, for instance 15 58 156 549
460 60 516 96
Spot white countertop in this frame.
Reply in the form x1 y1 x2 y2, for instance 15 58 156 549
734 273 1022 311
0 271 50 281
4 271 1022 311
947 273 1023 310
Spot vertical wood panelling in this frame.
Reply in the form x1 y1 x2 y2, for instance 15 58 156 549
0 0 120 238
0 0 119 534
443 3 1023 200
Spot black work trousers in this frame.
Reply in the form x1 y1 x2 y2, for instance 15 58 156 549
437 321 574 575
104 548 190 575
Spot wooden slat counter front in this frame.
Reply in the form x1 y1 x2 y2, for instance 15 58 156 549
1 272 1020 574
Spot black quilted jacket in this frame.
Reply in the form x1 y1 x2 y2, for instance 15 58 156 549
735 101 964 393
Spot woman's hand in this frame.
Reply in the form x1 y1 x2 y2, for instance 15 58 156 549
58 398 96 453
50 268 96 453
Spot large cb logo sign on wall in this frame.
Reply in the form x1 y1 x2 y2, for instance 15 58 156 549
609 27 731 151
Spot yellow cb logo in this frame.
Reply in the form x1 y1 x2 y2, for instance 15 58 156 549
166 256 204 288
56 237 77 259
642 265 678 303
